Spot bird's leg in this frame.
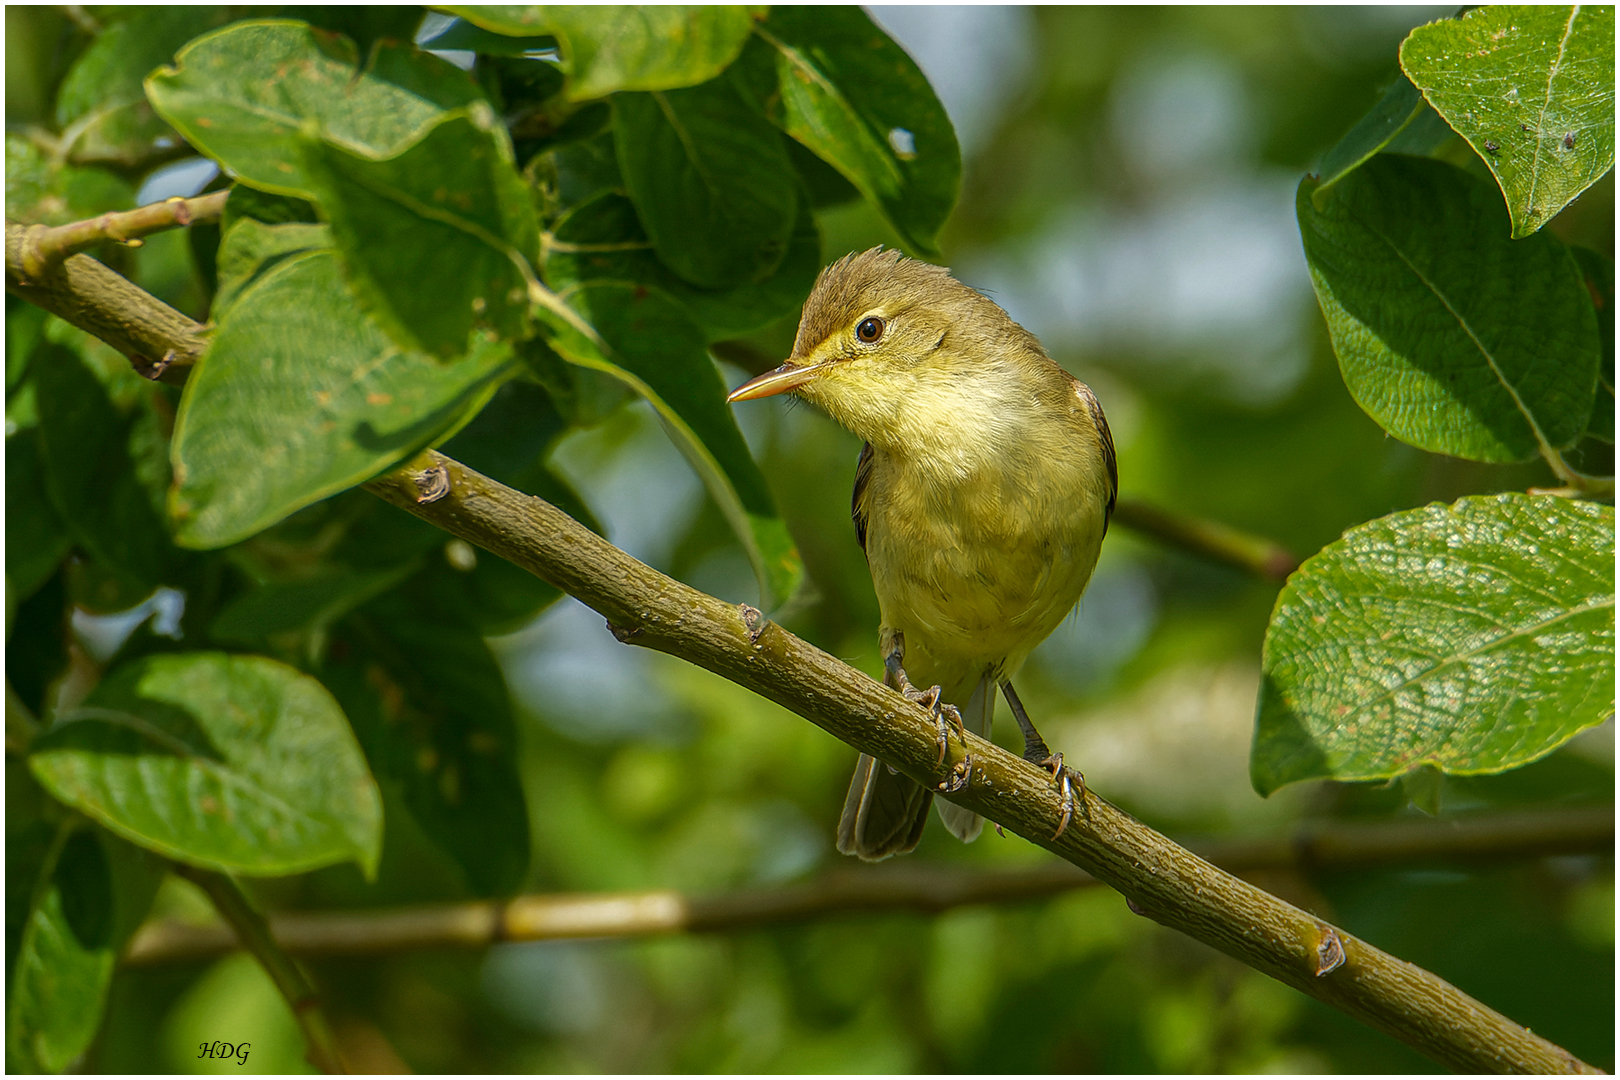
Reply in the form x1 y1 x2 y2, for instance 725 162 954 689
882 631 966 765
1000 680 1085 839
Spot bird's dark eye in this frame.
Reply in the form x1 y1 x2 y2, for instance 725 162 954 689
856 316 885 343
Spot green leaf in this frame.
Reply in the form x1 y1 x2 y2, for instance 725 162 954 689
301 106 540 357
1400 6 1616 238
170 239 515 548
210 217 330 320
209 567 415 652
4 135 136 227
144 20 484 199
5 428 71 604
55 7 228 165
327 586 531 896
6 826 162 1074
1253 493 1616 796
443 5 755 100
614 79 798 290
1572 246 1614 443
545 190 819 341
218 185 319 236
29 652 383 877
736 8 960 258
1313 74 1455 205
1298 154 1600 463
536 283 802 607
34 341 177 599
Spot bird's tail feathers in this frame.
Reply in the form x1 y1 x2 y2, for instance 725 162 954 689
837 753 933 861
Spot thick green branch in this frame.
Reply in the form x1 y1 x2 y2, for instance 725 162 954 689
365 451 1597 1075
123 806 1613 964
6 219 206 386
8 227 1600 1074
172 865 348 1074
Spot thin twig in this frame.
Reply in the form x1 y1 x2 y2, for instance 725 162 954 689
14 190 229 279
122 805 1613 964
1111 498 1301 581
171 865 349 1074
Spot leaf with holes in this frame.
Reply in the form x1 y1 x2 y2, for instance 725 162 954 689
1253 494 1615 796
443 5 755 100
145 20 483 199
1298 154 1599 462
171 228 514 548
301 106 539 357
733 7 959 258
29 653 383 876
1400 6 1615 238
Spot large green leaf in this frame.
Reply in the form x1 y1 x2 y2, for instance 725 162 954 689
535 283 801 607
614 78 798 290
1400 6 1616 238
326 582 531 896
1253 494 1615 796
1298 154 1599 463
144 20 484 199
6 826 162 1074
170 229 514 548
735 8 960 258
301 106 539 358
29 653 383 877
443 6 755 100
545 190 818 341
55 7 227 165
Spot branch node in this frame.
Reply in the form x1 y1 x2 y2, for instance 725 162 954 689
1315 926 1346 976
606 619 643 643
737 602 766 643
412 464 451 503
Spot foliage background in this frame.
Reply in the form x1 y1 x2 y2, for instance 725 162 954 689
5 5 1613 1073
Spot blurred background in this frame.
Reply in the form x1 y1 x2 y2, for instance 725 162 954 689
11 4 1613 1072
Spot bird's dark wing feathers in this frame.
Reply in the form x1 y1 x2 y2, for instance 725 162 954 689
1075 380 1118 522
852 441 874 553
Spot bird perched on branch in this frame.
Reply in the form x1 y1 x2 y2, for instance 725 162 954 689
728 248 1117 860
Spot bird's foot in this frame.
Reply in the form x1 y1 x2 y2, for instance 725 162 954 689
898 682 966 765
937 752 973 794
1028 750 1086 840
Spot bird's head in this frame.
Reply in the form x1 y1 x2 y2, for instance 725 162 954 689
726 248 1036 447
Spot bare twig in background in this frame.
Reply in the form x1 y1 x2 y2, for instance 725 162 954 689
124 805 1613 964
1112 497 1301 580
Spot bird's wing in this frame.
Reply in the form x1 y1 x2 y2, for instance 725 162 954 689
851 440 874 553
1073 379 1117 521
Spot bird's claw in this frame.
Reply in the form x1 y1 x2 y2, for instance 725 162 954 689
937 752 973 794
1037 752 1085 840
902 683 965 765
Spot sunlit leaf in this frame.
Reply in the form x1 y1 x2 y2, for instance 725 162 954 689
1253 494 1615 795
145 20 483 198
1400 6 1616 237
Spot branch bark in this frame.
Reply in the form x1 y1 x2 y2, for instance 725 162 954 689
364 450 1600 1075
123 805 1613 964
6 219 1602 1075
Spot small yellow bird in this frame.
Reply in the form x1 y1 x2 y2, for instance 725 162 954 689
728 248 1117 860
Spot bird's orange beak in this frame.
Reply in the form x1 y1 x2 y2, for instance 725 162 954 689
726 360 827 402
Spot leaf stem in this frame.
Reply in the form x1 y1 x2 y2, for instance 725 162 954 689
171 865 348 1075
